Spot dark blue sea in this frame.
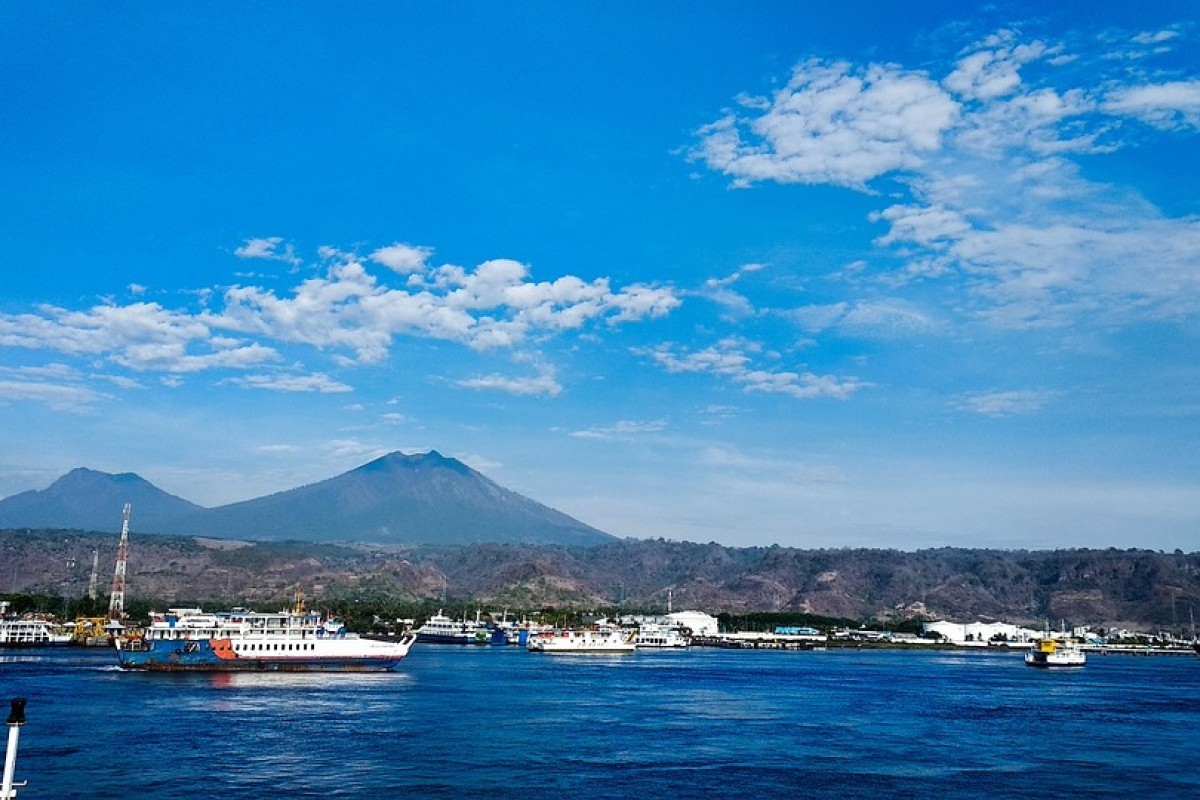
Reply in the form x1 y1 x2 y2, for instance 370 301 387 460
2 645 1198 798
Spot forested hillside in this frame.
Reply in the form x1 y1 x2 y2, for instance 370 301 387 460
3 529 1197 631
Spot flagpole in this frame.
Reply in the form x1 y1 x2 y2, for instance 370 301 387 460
1 698 27 800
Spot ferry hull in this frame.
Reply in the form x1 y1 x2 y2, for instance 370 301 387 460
415 633 475 645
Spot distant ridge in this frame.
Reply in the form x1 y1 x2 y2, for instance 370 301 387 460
0 452 614 547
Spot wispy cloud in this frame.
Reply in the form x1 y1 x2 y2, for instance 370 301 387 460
0 379 111 412
569 419 668 439
455 369 563 397
234 236 301 268
636 337 866 400
957 389 1059 417
227 372 353 393
788 299 941 338
695 265 762 318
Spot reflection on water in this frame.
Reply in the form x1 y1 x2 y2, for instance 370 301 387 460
205 670 411 690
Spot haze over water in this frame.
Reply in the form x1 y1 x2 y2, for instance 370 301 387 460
4 645 1198 798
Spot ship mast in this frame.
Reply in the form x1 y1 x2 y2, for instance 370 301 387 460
107 504 131 620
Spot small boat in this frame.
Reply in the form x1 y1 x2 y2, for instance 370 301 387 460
635 623 690 649
114 605 416 672
1024 637 1086 668
526 627 637 654
0 616 72 647
415 610 483 644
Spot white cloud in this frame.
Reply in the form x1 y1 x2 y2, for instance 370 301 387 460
1103 80 1200 130
636 338 866 400
370 243 433 274
958 389 1058 417
323 439 391 462
691 59 960 190
218 251 678 360
0 379 111 411
234 236 301 267
1131 30 1179 46
943 32 1046 102
228 372 353 393
697 268 758 318
694 28 1200 333
791 299 940 338
569 419 667 439
258 444 302 454
0 302 280 373
455 370 563 397
0 242 680 398
456 453 502 474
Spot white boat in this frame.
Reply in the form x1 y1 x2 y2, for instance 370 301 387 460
415 610 484 644
114 605 416 671
526 627 637 654
0 616 72 647
635 623 690 648
1024 638 1086 668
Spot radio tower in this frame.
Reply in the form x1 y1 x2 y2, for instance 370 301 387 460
108 503 131 620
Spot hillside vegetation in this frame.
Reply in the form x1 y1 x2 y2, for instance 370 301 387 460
3 529 1197 632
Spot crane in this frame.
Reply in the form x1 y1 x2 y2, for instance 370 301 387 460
86 549 99 601
107 504 131 620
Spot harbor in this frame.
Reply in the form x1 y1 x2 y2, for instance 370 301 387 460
3 641 1200 799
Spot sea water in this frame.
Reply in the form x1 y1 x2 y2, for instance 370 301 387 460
2 645 1198 798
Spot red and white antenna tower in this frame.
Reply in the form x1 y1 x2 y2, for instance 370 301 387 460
108 503 131 619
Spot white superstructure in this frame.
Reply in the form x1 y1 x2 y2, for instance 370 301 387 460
0 617 71 647
635 623 689 648
527 627 636 654
666 611 720 637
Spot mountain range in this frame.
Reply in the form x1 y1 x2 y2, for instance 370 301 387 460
0 451 613 547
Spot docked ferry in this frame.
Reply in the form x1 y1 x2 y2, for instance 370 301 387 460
635 623 690 649
414 610 483 644
526 627 637 654
0 616 72 647
115 605 416 672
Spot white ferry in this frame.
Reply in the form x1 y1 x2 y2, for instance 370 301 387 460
0 616 72 647
635 623 690 648
526 627 637 654
115 605 416 672
415 610 483 644
1024 638 1086 668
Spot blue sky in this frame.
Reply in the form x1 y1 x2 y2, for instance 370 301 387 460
2 3 1198 550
